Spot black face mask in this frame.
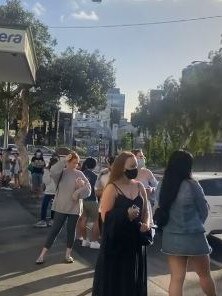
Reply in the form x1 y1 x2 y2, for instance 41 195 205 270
124 168 138 179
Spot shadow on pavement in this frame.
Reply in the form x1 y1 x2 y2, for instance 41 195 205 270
0 266 94 296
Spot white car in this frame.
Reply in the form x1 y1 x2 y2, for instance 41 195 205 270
194 173 222 235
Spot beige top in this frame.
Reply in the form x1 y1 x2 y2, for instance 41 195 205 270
50 160 91 215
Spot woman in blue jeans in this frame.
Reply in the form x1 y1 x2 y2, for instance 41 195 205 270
155 150 216 296
31 150 45 198
34 157 59 228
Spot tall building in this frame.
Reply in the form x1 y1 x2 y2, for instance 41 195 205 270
107 88 125 118
72 87 126 152
99 88 125 129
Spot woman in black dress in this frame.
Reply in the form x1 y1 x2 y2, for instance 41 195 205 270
92 151 152 296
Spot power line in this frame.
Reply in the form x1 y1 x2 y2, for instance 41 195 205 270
49 15 222 29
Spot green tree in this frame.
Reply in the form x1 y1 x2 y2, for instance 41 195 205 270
132 61 222 161
0 0 58 185
0 1 116 185
131 92 151 135
121 133 133 150
55 48 115 145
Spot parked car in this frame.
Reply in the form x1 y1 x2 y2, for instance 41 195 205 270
55 147 71 156
8 144 18 153
27 145 55 156
194 173 222 235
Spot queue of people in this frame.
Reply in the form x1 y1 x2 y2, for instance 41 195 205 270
22 147 215 296
91 149 216 296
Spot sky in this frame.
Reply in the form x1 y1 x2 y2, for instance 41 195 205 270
1 0 222 119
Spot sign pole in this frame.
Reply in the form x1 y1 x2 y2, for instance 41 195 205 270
3 82 10 149
55 109 60 147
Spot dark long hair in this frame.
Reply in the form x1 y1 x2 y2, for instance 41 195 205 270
81 157 97 171
159 150 193 211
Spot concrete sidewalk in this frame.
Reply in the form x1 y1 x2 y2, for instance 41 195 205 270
0 189 221 296
0 189 168 296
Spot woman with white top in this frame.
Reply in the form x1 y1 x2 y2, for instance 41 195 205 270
34 157 59 228
132 149 158 207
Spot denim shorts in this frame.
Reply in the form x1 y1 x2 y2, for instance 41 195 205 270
32 173 43 189
162 231 212 256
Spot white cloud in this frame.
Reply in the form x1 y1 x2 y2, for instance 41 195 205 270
32 2 46 16
72 10 99 21
60 15 65 23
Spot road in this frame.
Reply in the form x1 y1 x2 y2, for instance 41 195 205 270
0 188 222 295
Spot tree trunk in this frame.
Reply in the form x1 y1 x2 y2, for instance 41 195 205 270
15 89 30 187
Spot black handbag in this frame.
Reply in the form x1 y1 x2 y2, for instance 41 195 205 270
153 207 169 228
139 227 155 246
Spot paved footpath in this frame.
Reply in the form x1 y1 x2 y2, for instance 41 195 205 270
0 189 221 296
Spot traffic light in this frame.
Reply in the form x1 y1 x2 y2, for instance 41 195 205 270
99 134 102 143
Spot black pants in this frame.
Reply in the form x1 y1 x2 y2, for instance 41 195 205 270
45 212 79 249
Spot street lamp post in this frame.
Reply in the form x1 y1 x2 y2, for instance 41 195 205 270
130 132 134 150
3 83 10 149
56 109 60 147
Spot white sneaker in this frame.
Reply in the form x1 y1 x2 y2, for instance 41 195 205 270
34 220 47 228
90 241 100 249
47 219 53 227
65 256 74 263
1 187 13 191
82 239 90 247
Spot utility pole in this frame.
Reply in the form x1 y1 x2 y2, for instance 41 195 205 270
70 105 74 148
55 109 60 147
3 82 10 149
130 132 134 150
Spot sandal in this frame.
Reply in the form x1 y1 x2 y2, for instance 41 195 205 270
65 256 74 263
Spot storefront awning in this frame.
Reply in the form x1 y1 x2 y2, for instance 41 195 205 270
0 24 37 84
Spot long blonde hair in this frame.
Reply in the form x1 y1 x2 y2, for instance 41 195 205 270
108 151 134 184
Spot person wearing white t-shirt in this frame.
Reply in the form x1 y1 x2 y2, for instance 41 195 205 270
132 149 158 208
